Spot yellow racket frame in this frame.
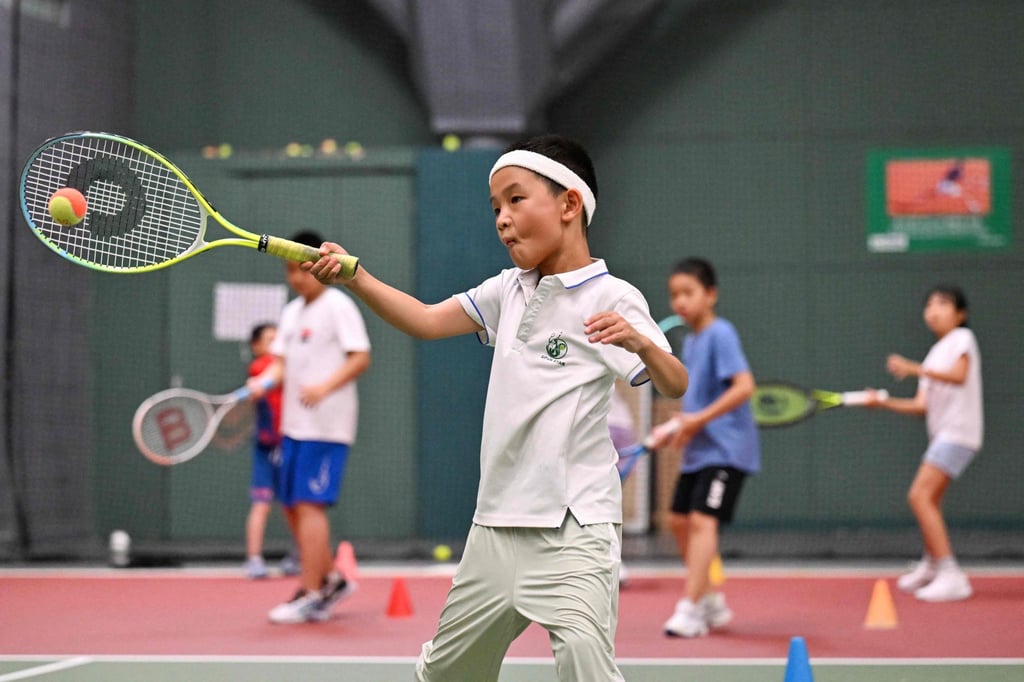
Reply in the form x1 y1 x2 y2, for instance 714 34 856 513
20 131 359 277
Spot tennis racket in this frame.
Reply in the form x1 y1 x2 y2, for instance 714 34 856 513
132 385 255 466
20 131 360 275
616 419 681 481
752 380 888 429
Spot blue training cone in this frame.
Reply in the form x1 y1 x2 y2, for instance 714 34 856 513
783 636 814 682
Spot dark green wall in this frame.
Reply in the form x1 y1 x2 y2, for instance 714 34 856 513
134 0 432 151
414 149 506 540
112 0 1023 551
551 1 1024 531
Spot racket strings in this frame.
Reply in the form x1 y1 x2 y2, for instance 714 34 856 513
752 384 817 427
23 136 205 270
137 394 215 461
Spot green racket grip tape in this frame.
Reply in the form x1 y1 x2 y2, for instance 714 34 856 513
259 235 359 279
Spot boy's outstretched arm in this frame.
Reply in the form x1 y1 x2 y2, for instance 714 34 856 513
585 311 688 399
306 242 480 340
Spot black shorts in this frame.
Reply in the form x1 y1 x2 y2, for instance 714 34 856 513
670 466 747 524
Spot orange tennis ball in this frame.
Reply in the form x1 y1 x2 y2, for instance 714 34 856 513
48 188 87 226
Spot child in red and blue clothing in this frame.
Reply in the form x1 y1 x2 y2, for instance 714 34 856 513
244 323 289 578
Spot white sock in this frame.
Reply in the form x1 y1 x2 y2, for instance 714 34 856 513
935 556 959 572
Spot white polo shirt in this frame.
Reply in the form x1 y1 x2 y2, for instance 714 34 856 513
921 326 983 450
456 258 671 528
271 287 371 444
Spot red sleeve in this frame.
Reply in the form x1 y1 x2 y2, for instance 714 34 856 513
249 354 275 378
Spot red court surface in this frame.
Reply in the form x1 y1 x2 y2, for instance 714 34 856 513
2 565 1022 660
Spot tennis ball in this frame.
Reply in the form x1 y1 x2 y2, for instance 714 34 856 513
48 188 87 226
344 140 365 160
217 143 233 159
442 134 461 152
432 544 452 562
320 138 338 155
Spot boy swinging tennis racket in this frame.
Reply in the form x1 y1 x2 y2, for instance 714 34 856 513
308 135 687 681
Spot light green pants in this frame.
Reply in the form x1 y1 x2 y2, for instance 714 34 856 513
415 513 624 682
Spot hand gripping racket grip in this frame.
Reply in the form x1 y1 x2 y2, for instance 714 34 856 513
258 235 360 279
642 419 682 449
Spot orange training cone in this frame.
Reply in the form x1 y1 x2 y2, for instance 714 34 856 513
334 540 359 581
863 578 898 629
386 578 414 618
709 554 726 587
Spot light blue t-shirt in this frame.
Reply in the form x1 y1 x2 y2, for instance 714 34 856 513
680 318 761 474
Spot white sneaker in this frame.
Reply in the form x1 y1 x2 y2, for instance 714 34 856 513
701 592 733 629
314 572 357 619
914 568 972 602
897 559 937 593
279 551 301 576
268 589 330 624
245 556 268 580
663 599 708 638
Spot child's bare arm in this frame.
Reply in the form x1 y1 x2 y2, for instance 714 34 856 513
307 242 480 340
584 311 688 399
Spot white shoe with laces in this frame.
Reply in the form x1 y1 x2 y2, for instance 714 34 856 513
663 599 709 638
314 572 357 620
701 591 733 629
897 559 937 593
914 568 972 602
245 556 268 580
268 589 330 624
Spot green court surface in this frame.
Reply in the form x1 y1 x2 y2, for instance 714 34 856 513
2 657 1023 681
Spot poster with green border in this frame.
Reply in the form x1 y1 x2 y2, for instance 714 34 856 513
866 147 1011 253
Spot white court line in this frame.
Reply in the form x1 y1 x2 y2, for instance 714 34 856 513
0 657 92 681
0 655 1021 666
2 562 1024 579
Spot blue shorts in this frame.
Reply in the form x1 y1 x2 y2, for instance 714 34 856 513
923 440 977 479
250 444 280 503
275 437 350 508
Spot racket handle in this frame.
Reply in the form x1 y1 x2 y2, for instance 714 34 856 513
841 389 889 406
642 418 681 449
259 235 360 279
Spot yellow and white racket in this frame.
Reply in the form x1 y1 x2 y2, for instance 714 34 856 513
752 380 888 428
19 131 359 275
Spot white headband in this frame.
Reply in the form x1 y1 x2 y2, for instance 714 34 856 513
489 150 597 225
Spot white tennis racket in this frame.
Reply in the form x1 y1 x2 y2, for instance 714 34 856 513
132 385 253 466
20 131 360 275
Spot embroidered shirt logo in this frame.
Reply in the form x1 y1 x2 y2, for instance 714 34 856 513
543 333 568 366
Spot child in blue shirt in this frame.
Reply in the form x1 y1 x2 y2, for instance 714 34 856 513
659 257 760 638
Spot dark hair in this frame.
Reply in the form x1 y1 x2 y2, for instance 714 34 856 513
503 134 598 225
290 230 325 249
250 322 276 345
671 257 717 290
925 284 969 327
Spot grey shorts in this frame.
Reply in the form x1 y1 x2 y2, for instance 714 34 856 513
923 440 977 479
